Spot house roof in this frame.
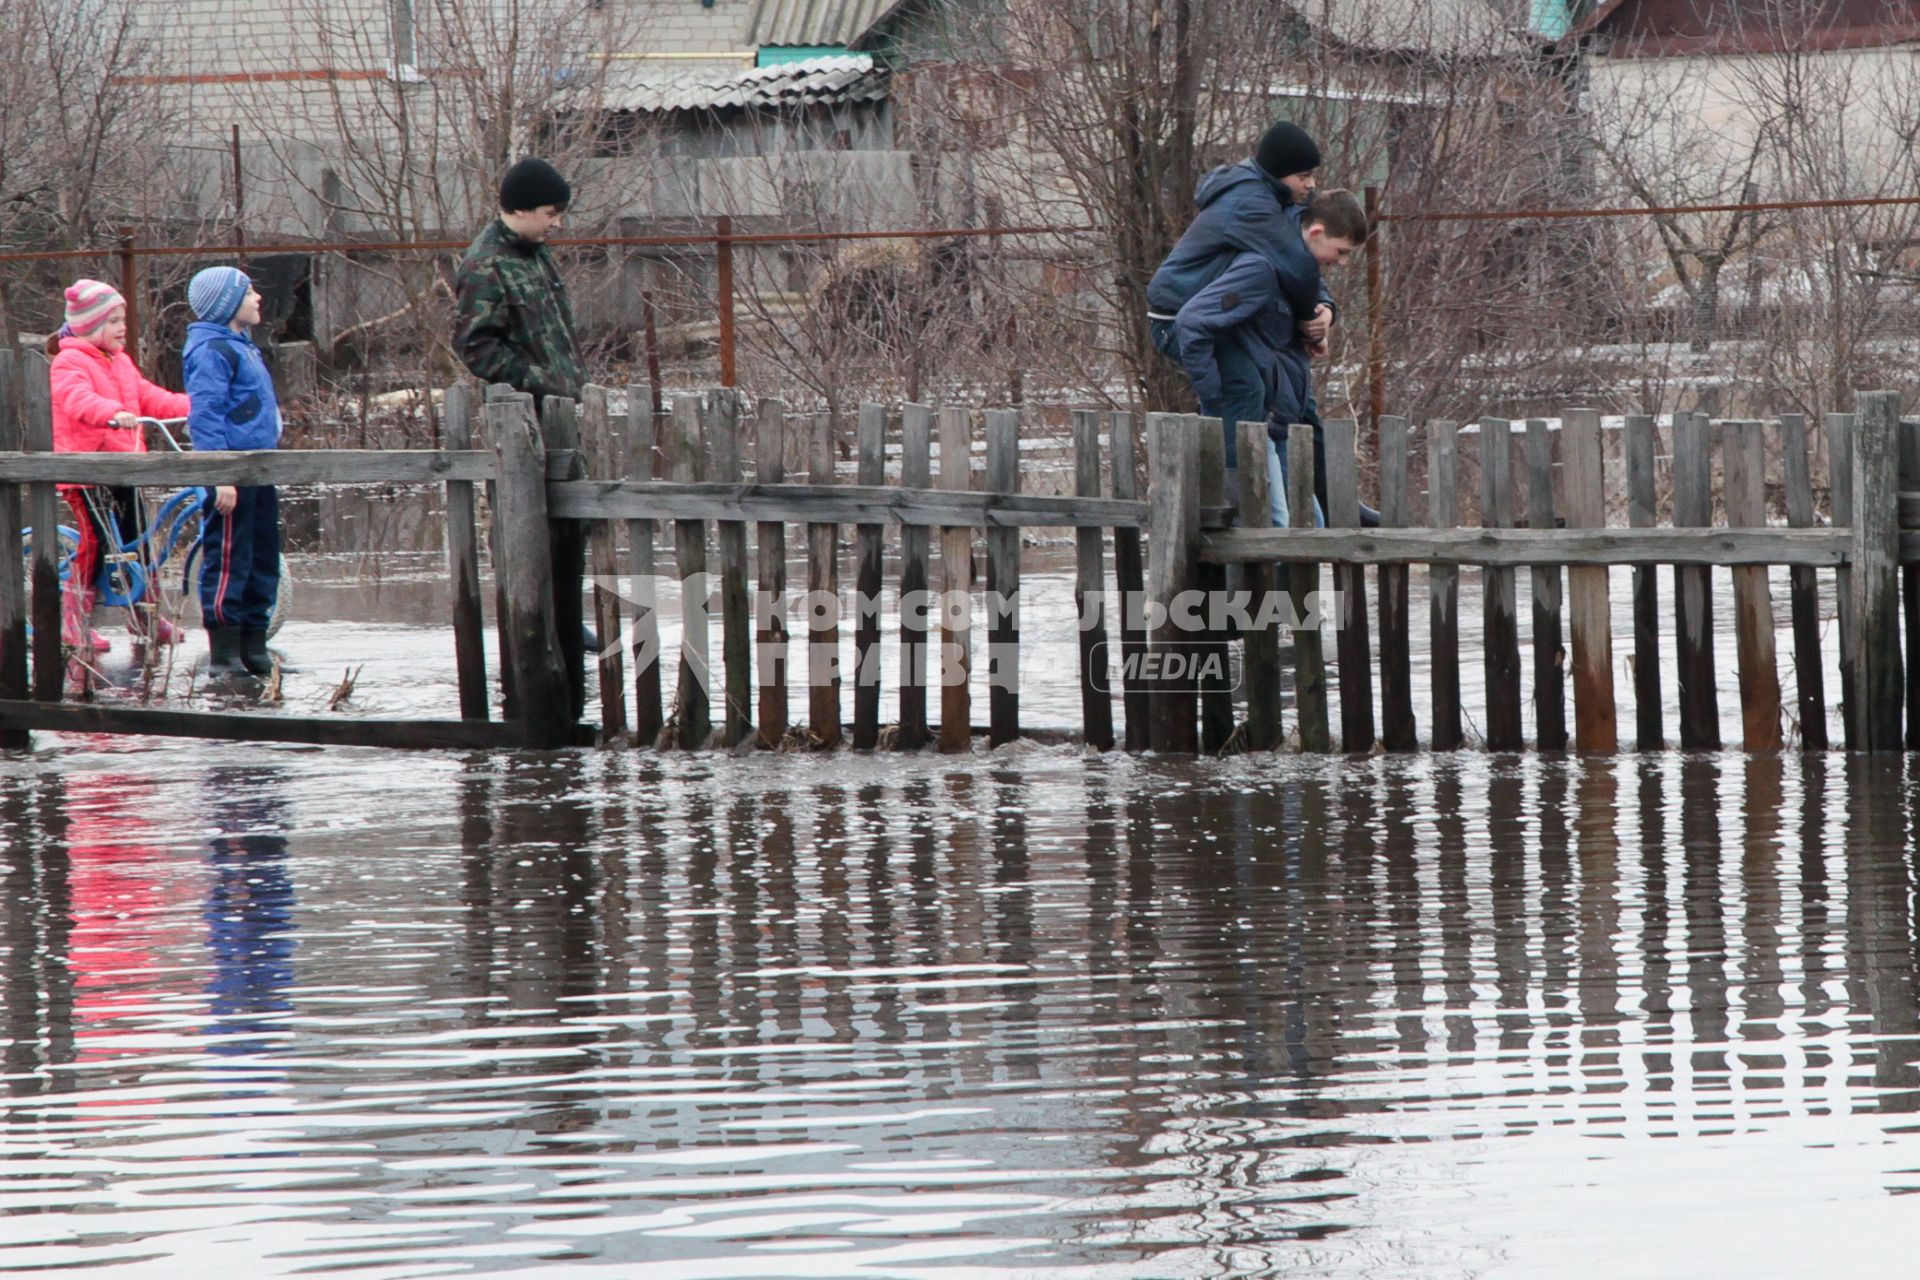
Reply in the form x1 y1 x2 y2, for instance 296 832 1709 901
1571 0 1920 55
750 0 899 46
604 53 890 114
1309 0 1537 57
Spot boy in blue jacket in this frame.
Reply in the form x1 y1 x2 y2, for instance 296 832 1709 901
183 266 282 679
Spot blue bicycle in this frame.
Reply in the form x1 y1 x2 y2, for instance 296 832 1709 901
22 417 288 646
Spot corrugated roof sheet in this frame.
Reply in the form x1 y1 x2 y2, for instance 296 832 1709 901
1312 0 1534 57
750 0 897 47
605 54 890 114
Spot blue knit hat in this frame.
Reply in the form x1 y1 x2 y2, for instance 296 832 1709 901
188 266 251 324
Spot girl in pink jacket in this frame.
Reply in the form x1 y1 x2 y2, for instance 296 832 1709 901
49 279 191 649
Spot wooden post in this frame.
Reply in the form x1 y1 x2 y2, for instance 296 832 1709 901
1147 413 1200 754
938 406 973 753
1110 410 1149 751
1428 420 1462 750
582 386 628 739
1625 413 1665 750
756 398 789 749
711 388 752 747
627 383 663 746
1672 410 1721 749
1237 420 1283 751
898 402 933 749
1195 415 1233 753
442 382 489 721
485 382 519 721
1288 420 1331 753
541 396 588 723
1563 407 1617 753
1524 418 1566 751
853 402 886 749
1829 412 1856 751
1377 415 1415 751
985 407 1021 746
1075 409 1115 751
1479 417 1523 750
1723 420 1784 751
807 410 842 747
487 394 571 749
1779 415 1828 751
1850 390 1903 752
670 393 711 748
0 351 27 748
1326 418 1375 752
21 356 60 703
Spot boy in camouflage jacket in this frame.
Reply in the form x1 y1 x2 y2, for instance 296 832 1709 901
452 158 584 403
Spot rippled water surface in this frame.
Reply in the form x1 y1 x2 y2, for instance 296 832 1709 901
6 534 1920 1277
6 726 1920 1278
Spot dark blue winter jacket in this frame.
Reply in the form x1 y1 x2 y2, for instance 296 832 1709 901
1171 251 1316 433
1146 160 1332 322
183 322 282 452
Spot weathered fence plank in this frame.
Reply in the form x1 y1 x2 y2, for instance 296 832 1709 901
754 399 789 749
541 396 588 723
1480 418 1523 750
1075 410 1115 751
442 382 489 722
0 699 528 750
939 406 973 754
1428 420 1462 751
1673 410 1722 750
1829 412 1857 751
808 410 843 748
0 449 498 485
898 403 933 750
1723 420 1783 751
1625 413 1665 750
1111 411 1150 752
1196 416 1234 754
1851 391 1903 752
985 407 1022 747
1147 413 1201 754
1563 408 1617 753
22 357 60 702
1900 415 1920 750
854 403 887 749
0 351 28 747
1327 418 1376 752
1202 526 1852 567
547 483 1148 528
670 394 711 749
627 385 663 746
1378 415 1416 751
1289 421 1332 753
583 386 627 739
1525 418 1566 751
488 394 572 749
1779 414 1828 751
711 389 753 747
1237 420 1283 752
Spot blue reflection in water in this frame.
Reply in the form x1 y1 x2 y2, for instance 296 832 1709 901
200 768 294 1059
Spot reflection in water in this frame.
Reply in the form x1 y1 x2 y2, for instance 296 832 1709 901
202 768 296 1060
0 747 1918 1276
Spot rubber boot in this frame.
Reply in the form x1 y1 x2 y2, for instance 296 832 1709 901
239 628 275 677
62 586 111 652
130 608 184 646
206 627 251 678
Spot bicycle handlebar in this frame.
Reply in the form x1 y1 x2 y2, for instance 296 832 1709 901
135 416 190 453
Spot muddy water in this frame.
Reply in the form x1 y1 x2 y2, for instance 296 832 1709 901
4 740 1918 1278
4 505 1915 1276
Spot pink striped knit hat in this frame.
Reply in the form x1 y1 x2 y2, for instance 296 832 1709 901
63 279 125 340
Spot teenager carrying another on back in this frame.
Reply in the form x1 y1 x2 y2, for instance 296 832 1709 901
48 279 191 653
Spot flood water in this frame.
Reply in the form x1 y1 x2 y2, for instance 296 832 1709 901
3 505 1918 1276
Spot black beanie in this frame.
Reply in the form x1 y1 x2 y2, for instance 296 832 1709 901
1255 121 1321 180
499 158 572 213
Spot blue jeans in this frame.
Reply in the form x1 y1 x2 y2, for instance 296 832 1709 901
1265 435 1325 528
